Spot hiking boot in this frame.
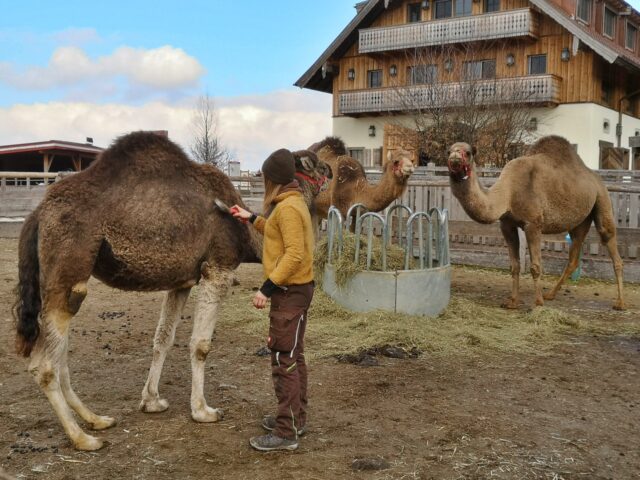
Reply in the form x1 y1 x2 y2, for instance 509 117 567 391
249 433 298 452
261 415 307 436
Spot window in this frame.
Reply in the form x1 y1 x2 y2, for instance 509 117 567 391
456 0 472 17
407 2 422 22
627 22 638 51
604 7 616 38
462 60 496 80
601 76 613 106
408 65 438 84
528 54 547 75
435 0 452 19
348 148 364 164
368 70 383 88
576 0 591 23
485 0 500 13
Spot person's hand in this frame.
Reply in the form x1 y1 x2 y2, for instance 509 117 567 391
253 291 268 309
231 205 251 224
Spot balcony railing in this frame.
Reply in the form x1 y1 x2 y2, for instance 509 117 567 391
359 9 538 53
338 75 561 115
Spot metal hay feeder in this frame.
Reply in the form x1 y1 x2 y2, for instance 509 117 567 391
322 203 451 316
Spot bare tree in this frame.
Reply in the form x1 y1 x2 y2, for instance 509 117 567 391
190 93 233 171
388 43 538 167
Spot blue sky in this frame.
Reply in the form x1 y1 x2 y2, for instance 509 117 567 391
0 0 357 168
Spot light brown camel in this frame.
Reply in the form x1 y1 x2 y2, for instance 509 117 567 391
447 136 624 310
309 137 415 220
13 131 264 451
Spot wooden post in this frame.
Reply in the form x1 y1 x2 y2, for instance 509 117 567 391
72 154 81 172
43 153 51 173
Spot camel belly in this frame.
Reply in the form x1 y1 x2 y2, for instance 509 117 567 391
92 238 202 291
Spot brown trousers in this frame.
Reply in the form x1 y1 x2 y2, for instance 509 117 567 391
267 282 314 440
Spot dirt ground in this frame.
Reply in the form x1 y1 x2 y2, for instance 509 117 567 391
1 235 639 480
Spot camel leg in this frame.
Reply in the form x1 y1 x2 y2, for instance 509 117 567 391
523 225 544 307
500 221 521 309
57 282 116 431
140 288 191 413
544 217 592 301
593 192 625 310
190 266 232 423
29 300 104 451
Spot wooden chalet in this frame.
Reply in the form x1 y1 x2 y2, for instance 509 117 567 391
296 0 640 169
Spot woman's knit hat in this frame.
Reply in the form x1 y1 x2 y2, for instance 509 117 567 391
261 148 296 185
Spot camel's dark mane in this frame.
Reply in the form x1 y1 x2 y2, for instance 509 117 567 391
308 136 347 156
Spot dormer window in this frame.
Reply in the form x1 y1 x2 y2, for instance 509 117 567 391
576 0 591 23
627 22 638 51
603 7 616 39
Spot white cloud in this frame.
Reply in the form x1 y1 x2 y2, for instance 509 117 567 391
0 45 205 91
0 89 332 170
50 28 102 46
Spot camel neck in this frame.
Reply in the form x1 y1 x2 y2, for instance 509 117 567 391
362 165 408 212
450 166 507 224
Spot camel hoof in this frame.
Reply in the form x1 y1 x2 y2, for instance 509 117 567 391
612 301 625 311
139 398 169 413
74 433 104 451
535 298 544 307
543 292 556 301
500 299 519 309
192 407 224 423
89 416 117 431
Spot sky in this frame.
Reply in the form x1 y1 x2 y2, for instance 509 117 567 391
2 0 640 169
0 0 357 169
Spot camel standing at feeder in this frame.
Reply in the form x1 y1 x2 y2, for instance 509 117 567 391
292 149 331 229
14 132 265 451
309 137 415 220
447 136 624 310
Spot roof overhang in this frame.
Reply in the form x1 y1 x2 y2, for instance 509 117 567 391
295 0 392 93
529 0 640 72
0 141 104 156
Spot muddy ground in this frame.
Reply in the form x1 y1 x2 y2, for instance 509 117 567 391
0 235 639 480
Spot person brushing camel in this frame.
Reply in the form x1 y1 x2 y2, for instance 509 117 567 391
232 148 315 452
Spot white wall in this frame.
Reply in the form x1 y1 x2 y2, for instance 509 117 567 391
333 103 640 170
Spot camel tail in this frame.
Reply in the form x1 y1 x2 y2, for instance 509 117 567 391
13 213 41 357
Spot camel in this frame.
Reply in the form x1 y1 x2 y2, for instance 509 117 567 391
309 137 415 220
447 136 624 310
13 131 264 451
292 149 331 226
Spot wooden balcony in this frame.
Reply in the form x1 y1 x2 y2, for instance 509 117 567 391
359 9 538 53
338 75 561 115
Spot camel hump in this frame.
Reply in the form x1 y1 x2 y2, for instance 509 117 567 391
337 156 365 182
98 131 193 172
309 136 347 156
526 135 586 167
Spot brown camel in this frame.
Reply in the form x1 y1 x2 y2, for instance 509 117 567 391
292 149 331 223
309 137 415 220
447 136 624 310
13 131 264 451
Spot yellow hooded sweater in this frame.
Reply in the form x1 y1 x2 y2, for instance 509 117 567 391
253 190 314 288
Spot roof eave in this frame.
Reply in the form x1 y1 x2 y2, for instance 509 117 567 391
294 0 385 93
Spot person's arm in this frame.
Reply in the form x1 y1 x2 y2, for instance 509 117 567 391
266 206 304 287
231 205 265 234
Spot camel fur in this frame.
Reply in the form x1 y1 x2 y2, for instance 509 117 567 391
13 131 264 451
447 136 624 310
309 137 415 220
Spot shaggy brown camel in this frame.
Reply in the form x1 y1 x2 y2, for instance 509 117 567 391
13 132 263 451
447 136 624 310
292 149 331 224
309 137 415 220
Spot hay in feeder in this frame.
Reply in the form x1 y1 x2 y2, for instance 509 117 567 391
314 232 411 287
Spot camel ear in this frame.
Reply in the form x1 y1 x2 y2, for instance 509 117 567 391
300 156 315 171
471 146 477 157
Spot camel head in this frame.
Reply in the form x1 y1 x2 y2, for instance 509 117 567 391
293 149 331 194
447 142 477 182
386 148 415 180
